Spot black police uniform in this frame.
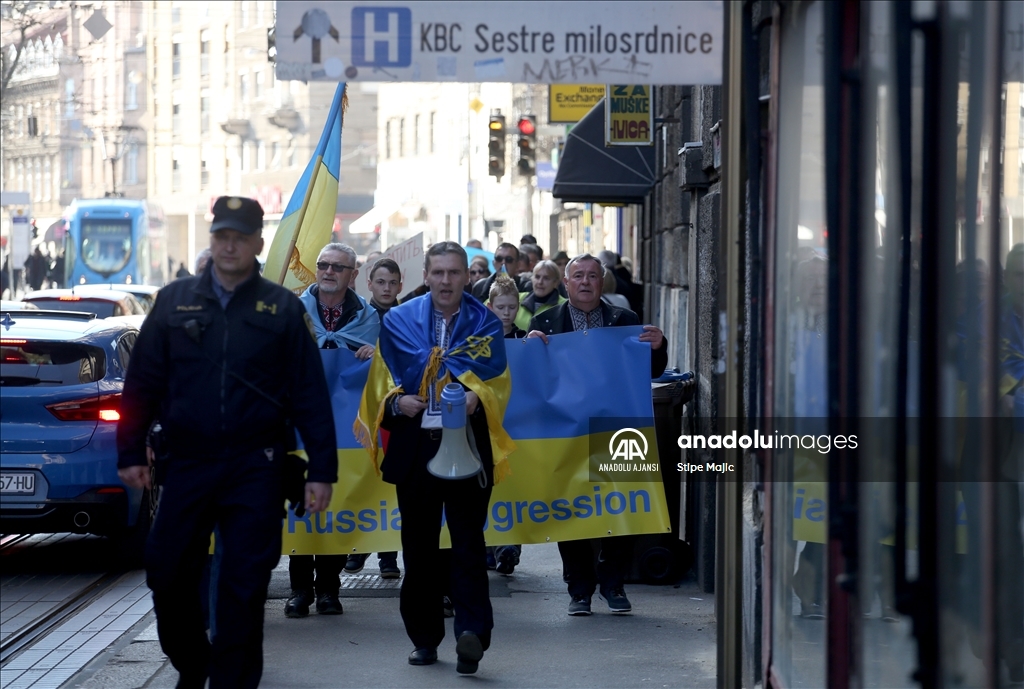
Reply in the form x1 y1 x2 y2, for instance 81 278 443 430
117 196 337 689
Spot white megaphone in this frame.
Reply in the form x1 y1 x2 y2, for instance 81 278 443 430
426 383 484 480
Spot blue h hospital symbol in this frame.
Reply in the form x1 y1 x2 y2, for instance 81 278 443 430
351 7 412 68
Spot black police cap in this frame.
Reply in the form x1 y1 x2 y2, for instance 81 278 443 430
210 196 264 235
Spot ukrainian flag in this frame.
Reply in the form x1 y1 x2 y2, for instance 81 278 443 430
265 83 347 292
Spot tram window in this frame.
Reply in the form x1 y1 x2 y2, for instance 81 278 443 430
81 219 132 275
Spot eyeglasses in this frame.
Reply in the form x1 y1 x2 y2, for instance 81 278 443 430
316 261 354 273
494 255 517 264
469 269 486 276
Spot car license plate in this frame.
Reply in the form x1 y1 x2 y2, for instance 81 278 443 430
0 472 35 494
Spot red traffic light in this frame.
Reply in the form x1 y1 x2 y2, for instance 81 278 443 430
517 117 536 136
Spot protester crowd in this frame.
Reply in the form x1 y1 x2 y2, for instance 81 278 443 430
116 196 664 686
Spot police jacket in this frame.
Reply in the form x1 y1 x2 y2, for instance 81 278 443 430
528 301 668 379
116 262 338 484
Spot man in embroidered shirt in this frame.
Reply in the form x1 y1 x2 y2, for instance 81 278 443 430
527 253 667 617
285 242 380 619
355 241 514 675
298 243 379 359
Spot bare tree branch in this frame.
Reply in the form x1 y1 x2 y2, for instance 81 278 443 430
1 1 47 101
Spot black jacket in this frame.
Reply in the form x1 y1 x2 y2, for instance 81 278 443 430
528 301 668 378
471 271 531 301
117 263 338 483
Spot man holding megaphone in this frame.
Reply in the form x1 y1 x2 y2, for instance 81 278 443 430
355 242 515 676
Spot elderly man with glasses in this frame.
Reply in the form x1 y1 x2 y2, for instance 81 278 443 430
285 242 381 619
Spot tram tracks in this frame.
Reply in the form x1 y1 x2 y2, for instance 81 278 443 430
0 534 134 670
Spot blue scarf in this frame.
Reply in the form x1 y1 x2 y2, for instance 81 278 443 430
299 286 380 349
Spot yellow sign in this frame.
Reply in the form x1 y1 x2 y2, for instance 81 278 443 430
548 84 605 124
606 84 653 146
282 436 671 555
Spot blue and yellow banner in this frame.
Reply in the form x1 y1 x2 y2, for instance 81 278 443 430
265 83 346 293
283 326 671 554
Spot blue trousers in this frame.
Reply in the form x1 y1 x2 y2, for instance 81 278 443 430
146 447 285 689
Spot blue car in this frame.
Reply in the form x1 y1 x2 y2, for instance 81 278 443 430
0 309 151 547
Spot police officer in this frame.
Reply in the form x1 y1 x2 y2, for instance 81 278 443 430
117 196 338 689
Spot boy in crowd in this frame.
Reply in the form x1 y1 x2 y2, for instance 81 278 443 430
344 257 404 579
485 274 524 575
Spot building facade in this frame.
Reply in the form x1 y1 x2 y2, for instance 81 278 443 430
146 0 377 269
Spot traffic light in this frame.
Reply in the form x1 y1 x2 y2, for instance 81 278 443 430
488 114 506 180
267 27 276 63
516 115 537 176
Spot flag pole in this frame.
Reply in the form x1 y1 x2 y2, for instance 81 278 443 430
274 83 346 285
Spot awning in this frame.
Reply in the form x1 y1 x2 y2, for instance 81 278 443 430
43 218 67 243
552 98 656 204
348 204 397 234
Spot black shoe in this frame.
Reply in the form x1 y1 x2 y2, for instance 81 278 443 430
175 673 207 689
379 557 401 579
344 553 368 574
602 588 632 613
495 545 520 576
316 592 343 615
408 647 438 665
568 595 592 616
284 590 313 618
443 595 454 618
455 631 484 674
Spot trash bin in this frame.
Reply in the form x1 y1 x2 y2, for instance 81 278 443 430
627 371 695 584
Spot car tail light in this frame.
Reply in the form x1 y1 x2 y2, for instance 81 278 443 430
58 296 82 301
47 393 122 422
1 339 28 345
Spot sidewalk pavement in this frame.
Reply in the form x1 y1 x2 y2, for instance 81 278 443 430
71 543 717 689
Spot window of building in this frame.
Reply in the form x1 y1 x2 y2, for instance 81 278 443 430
200 39 210 76
255 70 264 99
34 158 42 201
256 140 265 170
255 1 264 26
172 42 181 78
172 103 182 135
241 141 251 172
240 1 250 28
124 145 138 185
172 158 181 191
398 117 405 157
287 144 296 167
239 73 249 101
43 158 51 202
172 4 181 24
271 141 280 169
51 154 58 198
64 148 74 183
385 119 392 159
430 111 436 153
413 114 420 155
200 157 209 188
90 78 97 111
126 77 138 110
200 94 210 134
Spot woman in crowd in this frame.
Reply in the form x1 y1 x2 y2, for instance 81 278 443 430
514 260 567 333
